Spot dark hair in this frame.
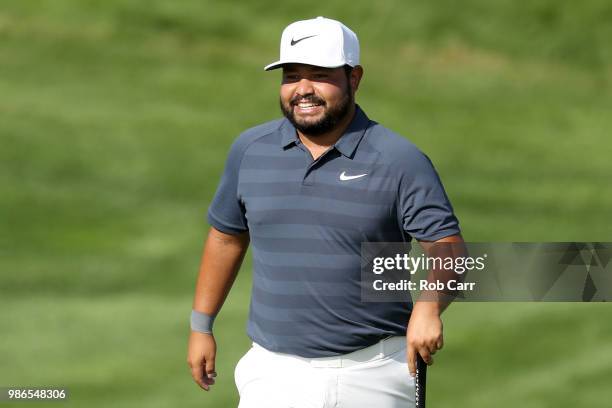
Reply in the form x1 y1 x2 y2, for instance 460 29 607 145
343 64 353 80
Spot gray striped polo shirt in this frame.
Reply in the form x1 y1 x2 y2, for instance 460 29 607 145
208 105 460 357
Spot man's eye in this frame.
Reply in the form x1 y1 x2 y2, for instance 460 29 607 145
313 74 328 79
284 75 299 81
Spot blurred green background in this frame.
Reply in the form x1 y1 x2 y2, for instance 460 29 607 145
1 0 611 407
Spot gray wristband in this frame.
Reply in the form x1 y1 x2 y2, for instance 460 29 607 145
190 310 216 334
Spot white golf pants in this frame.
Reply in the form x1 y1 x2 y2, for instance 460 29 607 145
234 336 416 408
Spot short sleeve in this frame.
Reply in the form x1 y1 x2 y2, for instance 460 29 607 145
395 150 460 241
207 137 249 235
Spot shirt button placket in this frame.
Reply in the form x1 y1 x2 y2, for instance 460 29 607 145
302 165 315 186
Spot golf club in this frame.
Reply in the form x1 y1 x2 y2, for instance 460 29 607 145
415 354 427 408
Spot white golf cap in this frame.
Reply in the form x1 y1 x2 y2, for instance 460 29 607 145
264 16 360 71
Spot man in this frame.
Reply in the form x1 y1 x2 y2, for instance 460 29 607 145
188 16 464 408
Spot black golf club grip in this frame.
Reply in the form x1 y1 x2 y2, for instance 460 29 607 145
415 354 427 408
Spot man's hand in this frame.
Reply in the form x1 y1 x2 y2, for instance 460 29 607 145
406 302 444 377
187 331 217 390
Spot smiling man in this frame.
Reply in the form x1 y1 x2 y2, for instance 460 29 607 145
188 16 464 408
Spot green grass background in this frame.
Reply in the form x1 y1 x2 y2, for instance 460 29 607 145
1 0 611 406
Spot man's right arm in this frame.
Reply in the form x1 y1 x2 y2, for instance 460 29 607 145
187 226 249 391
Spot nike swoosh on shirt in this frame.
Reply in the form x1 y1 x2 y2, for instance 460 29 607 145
290 35 318 46
339 171 367 181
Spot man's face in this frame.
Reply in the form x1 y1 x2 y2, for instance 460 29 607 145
279 64 354 136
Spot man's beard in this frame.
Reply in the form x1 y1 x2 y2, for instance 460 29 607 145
280 87 353 136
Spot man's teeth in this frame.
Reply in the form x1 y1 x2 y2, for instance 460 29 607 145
298 103 320 108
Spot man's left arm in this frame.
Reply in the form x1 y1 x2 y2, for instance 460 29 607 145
392 148 464 375
406 234 467 376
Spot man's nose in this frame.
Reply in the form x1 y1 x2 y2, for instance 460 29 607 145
295 78 315 98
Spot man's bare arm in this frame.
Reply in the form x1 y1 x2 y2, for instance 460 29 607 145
187 227 249 391
192 227 250 314
416 234 467 313
406 234 467 376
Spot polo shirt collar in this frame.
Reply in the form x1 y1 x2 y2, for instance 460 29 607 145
280 105 370 159
280 119 299 149
334 105 370 158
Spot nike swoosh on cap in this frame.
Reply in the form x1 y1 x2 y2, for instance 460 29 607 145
339 171 367 181
290 35 318 46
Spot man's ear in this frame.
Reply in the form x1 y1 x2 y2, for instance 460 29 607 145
350 65 364 92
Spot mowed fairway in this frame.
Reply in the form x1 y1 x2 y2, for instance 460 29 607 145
1 1 611 407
